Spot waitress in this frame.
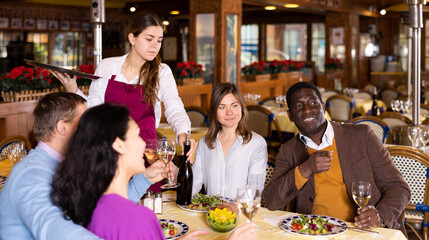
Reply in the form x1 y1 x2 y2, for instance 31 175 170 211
52 14 195 193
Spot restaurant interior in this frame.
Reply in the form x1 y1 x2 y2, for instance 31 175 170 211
0 0 429 239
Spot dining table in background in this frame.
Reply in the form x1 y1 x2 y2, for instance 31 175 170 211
353 98 386 116
158 193 407 240
0 158 13 191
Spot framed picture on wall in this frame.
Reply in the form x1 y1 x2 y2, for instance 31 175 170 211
11 18 22 29
0 18 9 29
61 20 70 31
49 20 59 30
331 27 344 45
37 19 47 30
24 19 35 29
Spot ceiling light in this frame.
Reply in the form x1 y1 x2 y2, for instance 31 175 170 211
162 21 170 26
380 9 386 15
284 4 299 8
170 10 180 15
130 6 136 12
265 6 276 10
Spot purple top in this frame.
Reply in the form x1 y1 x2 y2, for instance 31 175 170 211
87 194 165 240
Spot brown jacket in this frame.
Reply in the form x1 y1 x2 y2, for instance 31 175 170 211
263 122 411 235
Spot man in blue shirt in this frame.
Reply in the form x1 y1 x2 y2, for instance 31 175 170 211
0 92 169 239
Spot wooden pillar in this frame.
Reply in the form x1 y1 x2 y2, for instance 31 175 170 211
189 0 242 85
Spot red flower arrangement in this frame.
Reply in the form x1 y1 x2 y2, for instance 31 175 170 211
0 66 57 93
74 64 95 86
242 61 270 76
325 58 343 70
269 59 304 73
174 61 203 80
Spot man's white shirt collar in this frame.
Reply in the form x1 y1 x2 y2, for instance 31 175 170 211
298 120 334 150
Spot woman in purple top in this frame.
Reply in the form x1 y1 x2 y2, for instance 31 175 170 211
50 103 257 240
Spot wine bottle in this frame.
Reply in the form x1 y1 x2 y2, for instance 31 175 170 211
176 132 193 205
371 94 378 116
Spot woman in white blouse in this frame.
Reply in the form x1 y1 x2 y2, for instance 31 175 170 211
192 83 268 199
52 14 194 193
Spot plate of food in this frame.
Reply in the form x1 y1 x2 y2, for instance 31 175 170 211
159 219 189 240
24 59 101 80
177 193 235 213
280 214 348 237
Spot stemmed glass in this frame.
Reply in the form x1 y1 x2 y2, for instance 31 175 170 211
408 126 422 148
420 126 429 153
236 186 261 223
8 142 26 166
352 181 371 209
157 138 180 189
144 139 159 164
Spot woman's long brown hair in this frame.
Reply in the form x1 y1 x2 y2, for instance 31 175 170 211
128 14 163 106
205 83 252 149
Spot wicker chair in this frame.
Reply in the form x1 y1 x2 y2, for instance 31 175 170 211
185 106 209 128
349 116 391 144
353 90 373 100
326 94 354 122
379 88 399 109
364 84 377 94
262 154 276 208
321 90 338 103
379 112 412 128
387 146 429 240
246 105 283 153
260 97 277 108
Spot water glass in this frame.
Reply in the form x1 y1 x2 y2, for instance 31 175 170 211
408 126 421 148
420 126 429 153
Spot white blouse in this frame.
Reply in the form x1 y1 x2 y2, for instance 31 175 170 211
76 54 190 136
192 132 268 199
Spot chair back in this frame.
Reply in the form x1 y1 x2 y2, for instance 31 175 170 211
262 154 276 208
380 88 399 108
321 90 338 103
349 116 391 143
353 90 373 100
246 105 283 151
260 97 277 108
364 84 377 94
185 106 209 127
326 94 354 122
387 146 429 239
379 112 412 129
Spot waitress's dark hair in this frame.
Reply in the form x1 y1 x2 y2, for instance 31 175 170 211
51 103 130 227
129 14 163 106
205 83 252 149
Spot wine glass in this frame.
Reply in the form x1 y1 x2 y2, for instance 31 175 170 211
420 126 429 153
408 126 421 148
8 142 26 165
144 139 159 164
352 181 371 208
236 186 261 223
157 138 180 189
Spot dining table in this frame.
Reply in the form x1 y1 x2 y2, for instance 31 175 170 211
158 192 407 240
0 158 13 191
353 98 386 116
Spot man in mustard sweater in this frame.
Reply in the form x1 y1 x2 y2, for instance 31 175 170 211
263 82 410 235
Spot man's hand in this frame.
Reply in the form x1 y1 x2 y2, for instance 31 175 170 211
178 133 196 162
298 150 333 178
143 160 174 183
50 70 78 93
354 205 382 228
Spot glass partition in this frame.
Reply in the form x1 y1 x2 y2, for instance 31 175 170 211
196 13 214 84
241 24 258 67
266 23 307 61
226 14 238 83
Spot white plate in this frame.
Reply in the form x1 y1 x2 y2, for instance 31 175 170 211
177 195 234 213
159 219 189 240
280 214 348 237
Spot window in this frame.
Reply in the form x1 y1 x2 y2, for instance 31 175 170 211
311 23 325 73
241 24 258 67
266 23 307 61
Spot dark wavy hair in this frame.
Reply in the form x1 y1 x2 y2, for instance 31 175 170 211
51 103 130 227
129 14 163 106
205 83 252 149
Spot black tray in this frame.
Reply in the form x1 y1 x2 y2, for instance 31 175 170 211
24 59 101 80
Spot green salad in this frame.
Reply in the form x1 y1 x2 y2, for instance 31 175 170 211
187 194 226 210
291 214 334 235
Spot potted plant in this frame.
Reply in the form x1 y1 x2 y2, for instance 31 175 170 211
174 61 204 86
242 61 270 82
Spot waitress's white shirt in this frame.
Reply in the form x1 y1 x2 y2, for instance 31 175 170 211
76 54 190 136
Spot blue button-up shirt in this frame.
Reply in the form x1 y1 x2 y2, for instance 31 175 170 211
0 142 151 240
